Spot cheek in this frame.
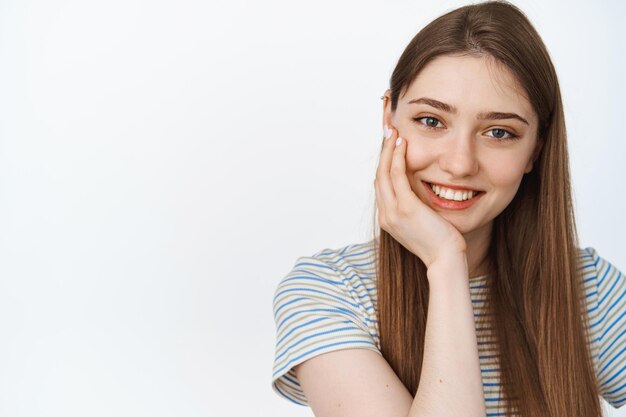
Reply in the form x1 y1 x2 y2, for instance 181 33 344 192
405 140 437 172
485 153 530 192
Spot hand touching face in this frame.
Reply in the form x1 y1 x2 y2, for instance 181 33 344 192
382 54 540 246
375 124 468 271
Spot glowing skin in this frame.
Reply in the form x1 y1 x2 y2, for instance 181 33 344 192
383 54 540 275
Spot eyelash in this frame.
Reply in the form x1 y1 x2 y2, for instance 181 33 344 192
412 116 520 141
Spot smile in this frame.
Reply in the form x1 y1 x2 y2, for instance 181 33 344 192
422 181 485 210
429 183 477 201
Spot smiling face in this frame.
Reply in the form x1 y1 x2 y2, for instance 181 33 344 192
383 54 541 250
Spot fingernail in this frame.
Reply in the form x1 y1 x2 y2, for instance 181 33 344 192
395 137 402 147
384 125 392 140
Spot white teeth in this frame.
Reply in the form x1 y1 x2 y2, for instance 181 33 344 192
430 183 477 201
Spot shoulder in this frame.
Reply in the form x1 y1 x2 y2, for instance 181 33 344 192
577 246 623 329
298 239 377 279
577 247 624 307
272 239 378 310
271 239 381 405
577 247 626 409
577 246 610 275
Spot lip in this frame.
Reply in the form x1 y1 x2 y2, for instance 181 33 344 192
421 180 484 210
425 181 483 192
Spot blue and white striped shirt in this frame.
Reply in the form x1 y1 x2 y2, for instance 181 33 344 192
271 239 626 414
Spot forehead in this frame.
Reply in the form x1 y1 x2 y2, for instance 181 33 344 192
402 54 536 123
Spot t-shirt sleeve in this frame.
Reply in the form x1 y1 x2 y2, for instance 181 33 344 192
584 247 626 408
271 255 381 406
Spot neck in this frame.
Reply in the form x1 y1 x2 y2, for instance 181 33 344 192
463 222 492 278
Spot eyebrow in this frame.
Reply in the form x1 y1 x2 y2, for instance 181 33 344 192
407 97 530 126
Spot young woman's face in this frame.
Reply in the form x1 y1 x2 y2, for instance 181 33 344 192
383 54 540 242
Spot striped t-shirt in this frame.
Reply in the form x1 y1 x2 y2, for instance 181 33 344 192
271 239 626 415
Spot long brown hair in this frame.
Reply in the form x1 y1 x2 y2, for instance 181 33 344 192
373 1 602 416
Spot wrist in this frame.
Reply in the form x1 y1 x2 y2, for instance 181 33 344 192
426 252 469 284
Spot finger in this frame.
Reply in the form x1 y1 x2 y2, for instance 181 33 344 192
374 177 386 226
376 124 396 176
376 125 399 206
390 136 421 212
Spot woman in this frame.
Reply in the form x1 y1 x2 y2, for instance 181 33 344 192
271 1 625 416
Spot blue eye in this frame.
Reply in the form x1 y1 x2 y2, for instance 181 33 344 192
486 128 518 140
413 116 443 129
413 116 519 141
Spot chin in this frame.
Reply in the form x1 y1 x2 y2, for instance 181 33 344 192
452 222 476 235
439 213 487 236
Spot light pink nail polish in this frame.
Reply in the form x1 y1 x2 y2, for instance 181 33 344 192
384 125 392 140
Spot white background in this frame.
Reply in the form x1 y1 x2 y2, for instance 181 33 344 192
0 0 624 416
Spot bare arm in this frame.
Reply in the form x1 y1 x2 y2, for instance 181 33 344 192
295 254 486 417
407 254 486 417
293 119 486 416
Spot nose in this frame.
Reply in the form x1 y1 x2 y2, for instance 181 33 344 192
438 136 479 178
